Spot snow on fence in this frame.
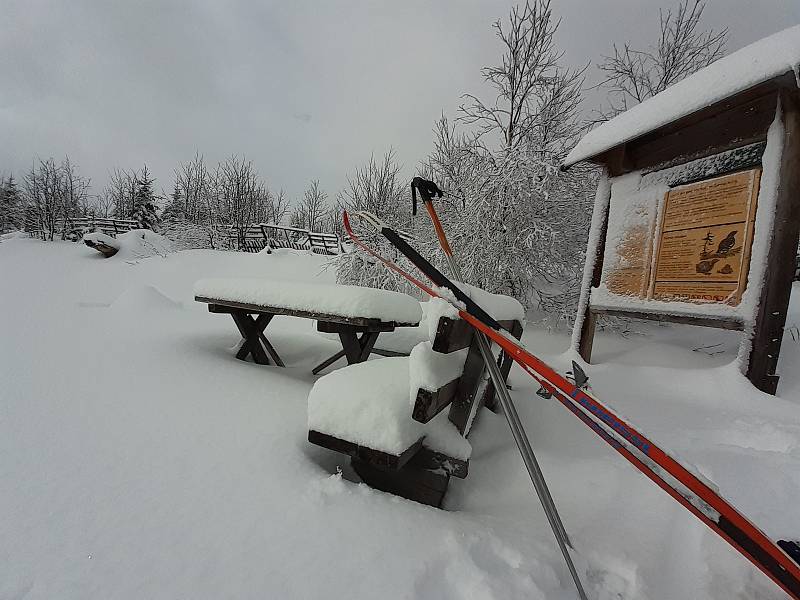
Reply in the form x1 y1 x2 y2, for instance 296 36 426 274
25 215 138 239
222 223 343 255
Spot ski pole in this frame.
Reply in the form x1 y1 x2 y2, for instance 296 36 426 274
410 178 588 600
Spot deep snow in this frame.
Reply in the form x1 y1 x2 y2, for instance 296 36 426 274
2 235 800 599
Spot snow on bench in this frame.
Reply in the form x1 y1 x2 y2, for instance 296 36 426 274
367 286 525 356
194 278 423 326
307 353 470 460
307 297 524 507
83 231 121 257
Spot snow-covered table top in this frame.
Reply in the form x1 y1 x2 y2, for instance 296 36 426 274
194 278 422 326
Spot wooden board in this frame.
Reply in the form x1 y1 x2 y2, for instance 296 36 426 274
197 296 418 329
661 170 756 231
654 223 747 282
652 282 738 303
606 223 653 297
649 168 760 305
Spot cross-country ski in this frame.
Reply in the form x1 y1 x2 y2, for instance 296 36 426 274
344 207 800 599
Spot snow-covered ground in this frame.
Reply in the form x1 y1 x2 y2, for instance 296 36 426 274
2 234 800 599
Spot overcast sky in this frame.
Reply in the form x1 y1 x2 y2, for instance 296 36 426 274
1 0 798 203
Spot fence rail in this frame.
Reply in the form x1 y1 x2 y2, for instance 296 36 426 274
25 215 138 239
23 215 343 255
223 223 342 255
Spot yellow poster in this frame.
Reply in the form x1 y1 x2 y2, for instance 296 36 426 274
649 169 761 305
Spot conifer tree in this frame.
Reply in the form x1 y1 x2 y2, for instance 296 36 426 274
5 174 22 231
131 165 161 231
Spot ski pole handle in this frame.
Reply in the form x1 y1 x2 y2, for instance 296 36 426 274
410 177 452 255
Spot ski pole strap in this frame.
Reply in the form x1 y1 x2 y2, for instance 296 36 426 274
411 177 443 216
379 226 503 331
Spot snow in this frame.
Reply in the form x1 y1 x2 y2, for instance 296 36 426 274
564 24 800 167
194 277 422 324
737 103 785 368
434 282 526 323
4 236 800 599
571 171 611 351
85 228 173 260
460 282 526 322
83 230 120 249
423 297 462 341
307 347 471 460
308 357 425 455
408 341 469 405
590 283 743 320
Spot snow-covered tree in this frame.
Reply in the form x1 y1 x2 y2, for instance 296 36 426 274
106 168 139 219
595 0 728 120
335 151 422 295
212 155 269 248
419 0 594 325
291 180 329 232
131 165 161 231
23 157 90 240
0 174 22 233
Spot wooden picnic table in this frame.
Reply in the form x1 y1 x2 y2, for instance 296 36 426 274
194 296 420 374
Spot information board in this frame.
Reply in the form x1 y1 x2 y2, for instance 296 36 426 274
650 169 760 305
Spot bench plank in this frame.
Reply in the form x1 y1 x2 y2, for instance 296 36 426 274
308 430 423 471
412 378 460 424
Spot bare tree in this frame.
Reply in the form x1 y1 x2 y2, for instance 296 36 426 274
335 150 420 293
213 155 265 248
268 189 290 225
595 0 728 119
92 192 115 218
419 2 594 324
292 180 329 232
459 0 585 153
172 153 211 222
23 157 90 240
106 168 138 218
59 156 90 238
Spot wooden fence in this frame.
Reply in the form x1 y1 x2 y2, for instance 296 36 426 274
23 215 343 256
25 215 138 239
224 223 343 255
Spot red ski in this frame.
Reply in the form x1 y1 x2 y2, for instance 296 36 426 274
343 210 800 599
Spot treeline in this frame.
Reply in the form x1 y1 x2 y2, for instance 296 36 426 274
0 152 347 248
1 0 726 326
0 159 159 240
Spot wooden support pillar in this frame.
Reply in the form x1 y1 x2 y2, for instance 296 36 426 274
746 90 800 394
577 179 611 363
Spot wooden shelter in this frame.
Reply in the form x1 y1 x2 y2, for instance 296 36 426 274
563 26 800 394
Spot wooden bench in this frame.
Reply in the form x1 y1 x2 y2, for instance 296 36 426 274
308 311 523 507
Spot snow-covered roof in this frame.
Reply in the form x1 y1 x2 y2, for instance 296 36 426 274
564 24 800 167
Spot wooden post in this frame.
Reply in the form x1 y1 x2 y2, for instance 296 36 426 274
746 89 800 394
577 183 611 363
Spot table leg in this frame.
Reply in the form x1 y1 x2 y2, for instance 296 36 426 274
230 311 283 366
357 331 380 362
311 327 383 374
311 349 347 375
338 329 381 364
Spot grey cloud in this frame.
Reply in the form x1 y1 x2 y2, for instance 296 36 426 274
1 0 798 201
